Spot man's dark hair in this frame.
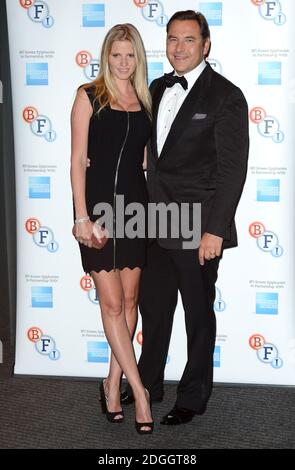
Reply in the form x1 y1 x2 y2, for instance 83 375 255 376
166 10 211 42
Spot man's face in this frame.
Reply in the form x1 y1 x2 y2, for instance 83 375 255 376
166 19 210 75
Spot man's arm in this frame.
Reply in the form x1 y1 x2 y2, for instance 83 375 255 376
199 88 249 264
206 88 249 237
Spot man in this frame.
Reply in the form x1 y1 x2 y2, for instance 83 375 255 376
122 10 249 425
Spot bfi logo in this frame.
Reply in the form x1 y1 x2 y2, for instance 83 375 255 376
134 0 168 27
25 217 59 253
251 0 286 25
27 327 61 360
80 275 99 304
249 333 283 369
76 51 99 81
249 221 283 257
214 287 226 312
207 58 222 75
19 0 54 28
250 107 284 143
23 106 57 142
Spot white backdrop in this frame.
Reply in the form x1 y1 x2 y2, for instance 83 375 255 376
7 0 295 384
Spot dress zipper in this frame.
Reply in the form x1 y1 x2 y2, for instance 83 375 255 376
113 111 130 270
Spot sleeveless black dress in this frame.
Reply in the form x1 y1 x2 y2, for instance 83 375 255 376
75 86 151 273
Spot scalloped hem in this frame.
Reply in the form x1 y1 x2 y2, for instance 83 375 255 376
86 265 144 275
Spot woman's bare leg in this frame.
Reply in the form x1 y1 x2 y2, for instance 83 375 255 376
104 268 140 417
91 268 152 429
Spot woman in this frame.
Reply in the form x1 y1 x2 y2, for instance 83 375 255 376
70 24 153 434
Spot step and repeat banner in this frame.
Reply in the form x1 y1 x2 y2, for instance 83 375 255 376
7 0 295 383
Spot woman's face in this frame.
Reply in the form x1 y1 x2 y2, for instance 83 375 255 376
108 40 136 81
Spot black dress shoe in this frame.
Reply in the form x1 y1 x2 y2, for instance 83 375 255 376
120 390 164 405
160 404 206 425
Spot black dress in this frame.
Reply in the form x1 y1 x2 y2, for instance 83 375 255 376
75 85 151 273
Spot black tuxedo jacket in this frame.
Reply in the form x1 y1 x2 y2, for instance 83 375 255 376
147 63 249 250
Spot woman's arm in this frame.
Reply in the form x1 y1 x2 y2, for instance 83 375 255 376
70 88 92 218
70 88 93 246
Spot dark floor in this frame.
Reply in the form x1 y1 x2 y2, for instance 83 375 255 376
0 372 294 449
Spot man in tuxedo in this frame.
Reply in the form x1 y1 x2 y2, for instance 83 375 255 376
122 10 249 425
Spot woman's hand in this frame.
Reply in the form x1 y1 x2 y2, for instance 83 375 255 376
72 220 94 248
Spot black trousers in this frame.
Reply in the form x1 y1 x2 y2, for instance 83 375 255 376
130 240 221 412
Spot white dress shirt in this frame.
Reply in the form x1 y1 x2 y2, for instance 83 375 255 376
157 60 207 156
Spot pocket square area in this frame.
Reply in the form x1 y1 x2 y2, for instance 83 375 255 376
192 113 207 120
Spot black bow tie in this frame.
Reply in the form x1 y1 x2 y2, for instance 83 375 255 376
164 73 188 90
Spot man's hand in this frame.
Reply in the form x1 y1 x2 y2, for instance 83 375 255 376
198 232 223 265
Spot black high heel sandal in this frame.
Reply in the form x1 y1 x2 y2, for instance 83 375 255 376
135 388 154 435
100 379 124 424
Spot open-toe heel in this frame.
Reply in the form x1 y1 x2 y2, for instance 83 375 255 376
99 380 124 424
135 420 154 434
135 388 154 434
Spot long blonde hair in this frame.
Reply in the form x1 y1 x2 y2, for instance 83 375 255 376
83 23 151 117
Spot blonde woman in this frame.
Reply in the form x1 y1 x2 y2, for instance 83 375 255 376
70 24 153 434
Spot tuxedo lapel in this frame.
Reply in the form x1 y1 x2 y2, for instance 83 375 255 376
158 64 212 162
151 79 166 160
